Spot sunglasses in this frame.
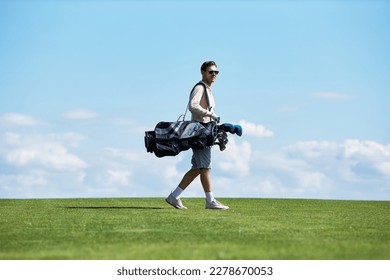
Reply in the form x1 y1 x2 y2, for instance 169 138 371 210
208 70 219 75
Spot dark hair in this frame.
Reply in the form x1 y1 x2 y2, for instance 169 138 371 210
201 61 217 72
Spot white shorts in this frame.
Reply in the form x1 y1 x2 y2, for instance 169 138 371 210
191 147 212 169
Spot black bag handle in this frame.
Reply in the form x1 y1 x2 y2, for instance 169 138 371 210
180 82 210 121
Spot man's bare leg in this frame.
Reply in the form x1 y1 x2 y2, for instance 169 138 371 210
178 169 201 190
200 168 211 193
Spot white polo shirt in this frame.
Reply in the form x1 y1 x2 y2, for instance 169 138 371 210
188 81 216 123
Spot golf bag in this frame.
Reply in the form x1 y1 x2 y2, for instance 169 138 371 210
144 121 242 158
144 81 242 158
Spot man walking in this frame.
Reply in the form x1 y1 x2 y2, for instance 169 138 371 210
166 61 229 210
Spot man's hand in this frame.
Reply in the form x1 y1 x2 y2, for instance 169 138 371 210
211 113 220 123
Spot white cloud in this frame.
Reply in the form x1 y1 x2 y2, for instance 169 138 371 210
211 147 333 199
215 138 252 177
253 149 332 193
343 139 390 179
285 140 339 158
285 139 390 180
1 126 389 200
238 120 274 137
104 170 132 186
208 138 390 200
0 132 88 198
0 113 43 126
89 147 186 196
343 139 390 159
0 169 88 198
0 172 47 198
63 109 98 120
0 171 47 188
1 132 87 171
377 162 390 175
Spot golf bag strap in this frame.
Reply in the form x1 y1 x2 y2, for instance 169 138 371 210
182 82 210 121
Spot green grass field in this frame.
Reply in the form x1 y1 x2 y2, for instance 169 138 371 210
0 198 389 260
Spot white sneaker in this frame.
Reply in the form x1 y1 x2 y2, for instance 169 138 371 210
165 193 187 209
206 200 229 210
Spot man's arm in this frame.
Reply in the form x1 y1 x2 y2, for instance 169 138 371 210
189 85 212 118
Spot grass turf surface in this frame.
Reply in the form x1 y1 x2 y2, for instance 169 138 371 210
0 198 389 260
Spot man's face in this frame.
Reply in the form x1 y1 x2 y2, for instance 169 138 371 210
202 65 219 86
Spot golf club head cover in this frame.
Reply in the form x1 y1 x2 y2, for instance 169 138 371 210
233 125 242 136
219 123 234 133
218 123 243 136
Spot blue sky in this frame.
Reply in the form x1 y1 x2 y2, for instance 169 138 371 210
0 0 389 200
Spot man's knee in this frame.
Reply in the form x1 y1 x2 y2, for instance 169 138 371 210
199 168 211 175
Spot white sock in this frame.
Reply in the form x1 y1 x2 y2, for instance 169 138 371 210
205 192 215 203
171 186 184 199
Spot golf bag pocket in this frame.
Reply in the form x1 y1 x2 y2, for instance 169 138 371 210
154 141 181 157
